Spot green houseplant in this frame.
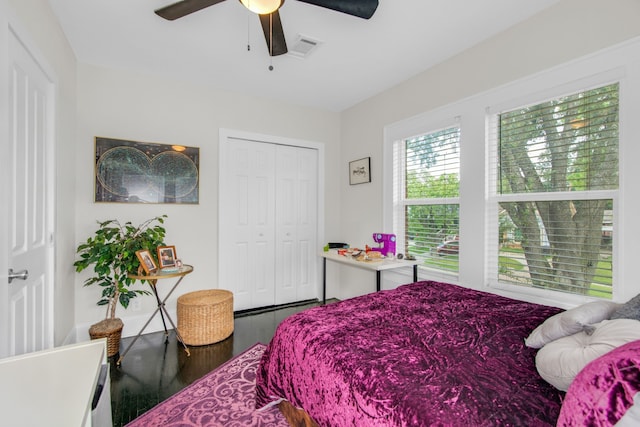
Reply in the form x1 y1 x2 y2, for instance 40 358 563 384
74 215 167 356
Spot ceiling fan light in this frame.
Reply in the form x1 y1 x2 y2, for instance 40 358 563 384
240 0 282 15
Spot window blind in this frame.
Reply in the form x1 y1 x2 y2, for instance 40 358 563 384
393 126 461 276
405 127 460 199
488 83 618 298
498 83 619 194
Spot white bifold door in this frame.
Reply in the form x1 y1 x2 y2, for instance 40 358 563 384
219 137 318 311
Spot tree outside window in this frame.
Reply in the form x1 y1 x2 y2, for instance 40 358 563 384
495 83 618 298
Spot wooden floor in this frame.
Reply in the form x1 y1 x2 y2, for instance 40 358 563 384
108 299 331 426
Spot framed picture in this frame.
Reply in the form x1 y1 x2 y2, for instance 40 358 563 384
349 157 371 185
136 249 158 274
94 137 200 204
157 245 177 269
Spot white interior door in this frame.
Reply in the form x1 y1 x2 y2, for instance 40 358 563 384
1 27 55 357
275 145 318 304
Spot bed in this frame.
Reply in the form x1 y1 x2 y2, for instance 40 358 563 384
255 280 565 426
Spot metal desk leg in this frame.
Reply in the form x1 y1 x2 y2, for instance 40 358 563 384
413 264 418 282
322 257 327 305
376 270 381 292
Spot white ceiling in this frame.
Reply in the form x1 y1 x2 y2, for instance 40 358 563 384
47 0 561 112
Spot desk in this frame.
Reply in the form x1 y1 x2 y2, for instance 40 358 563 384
0 340 109 427
117 265 194 365
320 251 421 304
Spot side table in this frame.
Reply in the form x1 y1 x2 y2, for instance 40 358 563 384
117 265 194 365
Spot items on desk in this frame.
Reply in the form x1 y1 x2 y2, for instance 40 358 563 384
324 242 349 252
325 234 399 263
328 242 349 249
368 233 397 256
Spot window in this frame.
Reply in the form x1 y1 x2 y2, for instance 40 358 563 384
393 126 460 275
489 83 618 298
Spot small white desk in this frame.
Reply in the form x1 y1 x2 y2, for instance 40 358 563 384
320 251 421 304
0 339 110 427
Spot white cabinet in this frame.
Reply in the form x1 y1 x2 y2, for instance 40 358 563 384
0 339 111 427
219 136 319 311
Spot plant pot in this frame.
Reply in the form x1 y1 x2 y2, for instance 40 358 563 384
89 318 124 357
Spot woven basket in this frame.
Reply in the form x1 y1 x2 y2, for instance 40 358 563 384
177 289 234 346
89 318 124 357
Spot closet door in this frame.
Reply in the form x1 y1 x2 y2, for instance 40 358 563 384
275 146 318 304
219 139 276 310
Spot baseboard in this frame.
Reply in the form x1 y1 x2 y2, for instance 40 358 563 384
234 299 322 318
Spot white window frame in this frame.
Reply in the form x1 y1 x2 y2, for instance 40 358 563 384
385 113 463 283
392 124 461 280
486 73 623 306
384 37 640 307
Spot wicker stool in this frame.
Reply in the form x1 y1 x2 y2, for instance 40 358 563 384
177 289 234 346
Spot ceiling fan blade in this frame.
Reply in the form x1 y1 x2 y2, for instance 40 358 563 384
155 0 227 21
259 11 288 56
296 0 378 19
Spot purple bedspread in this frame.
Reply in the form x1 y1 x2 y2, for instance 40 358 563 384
255 281 564 426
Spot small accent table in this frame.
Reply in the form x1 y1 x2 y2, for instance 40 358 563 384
117 265 194 365
320 251 421 304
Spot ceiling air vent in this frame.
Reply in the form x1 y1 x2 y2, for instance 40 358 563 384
288 35 322 59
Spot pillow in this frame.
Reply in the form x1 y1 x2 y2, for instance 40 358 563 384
557 339 640 426
535 319 640 391
611 293 640 321
616 393 640 427
525 301 621 348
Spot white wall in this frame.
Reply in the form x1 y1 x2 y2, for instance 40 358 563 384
338 0 640 301
7 0 640 343
7 0 78 346
74 63 341 338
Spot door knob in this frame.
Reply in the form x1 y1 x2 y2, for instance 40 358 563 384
8 269 29 284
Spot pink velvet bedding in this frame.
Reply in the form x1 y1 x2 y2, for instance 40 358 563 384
255 281 564 426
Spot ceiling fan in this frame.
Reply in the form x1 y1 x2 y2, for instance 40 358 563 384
155 0 379 57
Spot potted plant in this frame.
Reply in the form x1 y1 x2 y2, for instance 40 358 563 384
74 215 167 356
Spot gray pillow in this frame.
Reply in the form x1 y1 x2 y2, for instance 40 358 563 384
610 294 640 321
525 301 621 349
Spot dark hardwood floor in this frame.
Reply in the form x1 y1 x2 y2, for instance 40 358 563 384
108 299 332 427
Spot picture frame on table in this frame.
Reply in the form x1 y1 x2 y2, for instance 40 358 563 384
157 245 177 269
136 249 157 274
349 157 371 185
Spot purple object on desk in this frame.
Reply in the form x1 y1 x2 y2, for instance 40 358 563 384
368 233 396 256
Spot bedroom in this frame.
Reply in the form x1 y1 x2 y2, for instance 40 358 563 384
1 0 640 424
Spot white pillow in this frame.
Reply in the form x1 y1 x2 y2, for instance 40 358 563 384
535 319 640 391
525 301 620 348
616 393 640 427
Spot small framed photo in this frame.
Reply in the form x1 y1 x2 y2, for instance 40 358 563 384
136 249 158 274
157 245 177 269
349 157 371 185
